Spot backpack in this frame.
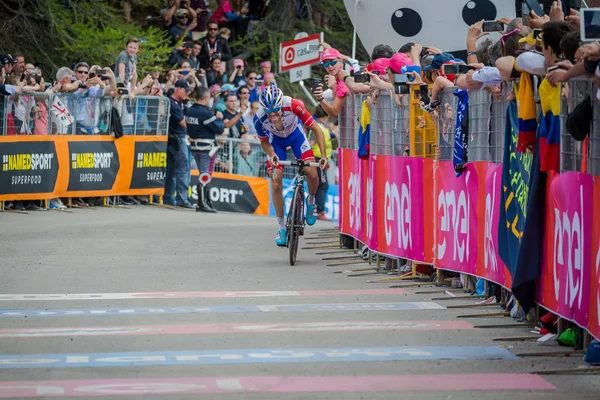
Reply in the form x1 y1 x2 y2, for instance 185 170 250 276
110 106 124 138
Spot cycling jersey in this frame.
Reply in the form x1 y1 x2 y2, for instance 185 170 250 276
253 96 315 141
254 96 316 171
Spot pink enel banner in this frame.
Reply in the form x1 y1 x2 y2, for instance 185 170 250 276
373 155 433 263
434 161 479 275
539 172 594 332
339 148 365 242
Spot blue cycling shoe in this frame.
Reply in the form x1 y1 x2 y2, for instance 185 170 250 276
306 203 317 226
275 228 287 247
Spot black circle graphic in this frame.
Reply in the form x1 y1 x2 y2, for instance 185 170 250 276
391 8 423 38
462 0 497 26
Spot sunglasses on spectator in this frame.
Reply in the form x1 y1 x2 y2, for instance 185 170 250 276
77 70 88 74
248 76 256 80
322 59 337 68
264 106 281 114
208 28 218 31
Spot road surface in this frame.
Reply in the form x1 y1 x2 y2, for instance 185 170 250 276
0 206 597 399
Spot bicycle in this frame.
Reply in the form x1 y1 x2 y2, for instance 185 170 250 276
277 159 324 266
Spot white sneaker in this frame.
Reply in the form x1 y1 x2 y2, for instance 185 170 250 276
49 198 67 210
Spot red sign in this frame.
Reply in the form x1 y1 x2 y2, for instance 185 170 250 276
279 34 322 72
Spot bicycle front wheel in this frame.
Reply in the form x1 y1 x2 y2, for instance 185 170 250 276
289 185 303 266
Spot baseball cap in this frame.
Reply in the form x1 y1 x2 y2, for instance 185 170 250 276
233 59 244 68
175 9 189 17
388 53 413 74
183 41 194 49
367 57 390 75
321 48 341 62
423 53 460 71
221 83 237 92
0 54 17 65
260 60 271 68
175 79 193 91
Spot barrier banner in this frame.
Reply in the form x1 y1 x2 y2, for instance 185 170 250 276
539 171 593 329
0 135 167 201
364 155 377 251
130 141 167 189
67 141 119 192
189 171 270 215
375 155 433 263
267 178 339 223
479 163 512 288
0 139 58 198
339 148 366 242
590 178 600 340
434 161 478 274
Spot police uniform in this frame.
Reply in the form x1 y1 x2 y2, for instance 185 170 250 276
186 102 225 212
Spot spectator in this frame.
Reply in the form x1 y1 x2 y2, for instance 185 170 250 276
259 72 274 90
227 58 246 87
205 56 225 87
309 105 335 221
312 47 350 117
169 8 196 44
257 60 271 80
190 0 210 40
164 79 194 208
245 70 260 102
115 37 140 90
170 41 196 68
210 0 248 43
11 54 25 77
237 84 250 113
191 41 202 69
222 92 246 138
198 20 232 69
234 139 261 176
242 99 260 136
219 27 231 41
186 86 225 212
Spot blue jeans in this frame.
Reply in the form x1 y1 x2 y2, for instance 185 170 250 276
164 135 190 206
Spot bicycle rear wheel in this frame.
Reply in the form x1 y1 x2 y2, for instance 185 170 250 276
288 186 303 265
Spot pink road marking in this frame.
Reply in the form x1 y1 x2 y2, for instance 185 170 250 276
0 374 557 397
0 320 474 338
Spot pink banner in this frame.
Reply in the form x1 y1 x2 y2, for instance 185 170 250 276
434 161 479 275
339 149 365 241
590 178 600 340
539 172 593 329
374 155 429 262
363 155 378 250
478 163 511 288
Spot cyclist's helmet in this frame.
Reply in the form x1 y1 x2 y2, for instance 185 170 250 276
259 83 283 111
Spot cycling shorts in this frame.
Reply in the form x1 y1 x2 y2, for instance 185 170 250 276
265 127 315 172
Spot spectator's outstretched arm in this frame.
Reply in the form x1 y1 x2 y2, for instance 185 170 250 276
163 0 180 26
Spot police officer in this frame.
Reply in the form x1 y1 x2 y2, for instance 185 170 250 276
186 86 225 213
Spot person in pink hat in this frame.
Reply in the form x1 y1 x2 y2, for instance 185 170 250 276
312 46 350 117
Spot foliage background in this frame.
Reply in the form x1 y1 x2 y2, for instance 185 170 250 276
0 0 368 103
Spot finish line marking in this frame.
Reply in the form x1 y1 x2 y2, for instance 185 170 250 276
0 374 556 397
0 302 444 318
0 289 406 302
0 346 518 369
0 320 473 338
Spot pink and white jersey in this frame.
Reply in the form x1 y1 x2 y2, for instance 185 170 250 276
253 96 315 141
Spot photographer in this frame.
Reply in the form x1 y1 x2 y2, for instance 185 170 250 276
312 47 350 117
227 58 246 87
186 86 225 212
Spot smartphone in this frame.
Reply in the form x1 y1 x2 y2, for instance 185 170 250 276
394 83 410 95
394 74 409 83
88 72 96 79
482 20 505 32
419 85 430 104
533 28 542 40
581 8 600 42
525 0 544 17
307 44 323 52
312 78 322 93
354 73 370 83
101 76 111 81
181 70 190 76
562 0 571 16
441 64 474 75
117 88 129 95
96 69 107 76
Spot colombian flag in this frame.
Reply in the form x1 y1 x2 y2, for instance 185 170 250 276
537 79 561 171
516 71 537 154
357 100 371 160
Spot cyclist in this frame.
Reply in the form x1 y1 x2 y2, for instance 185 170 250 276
254 84 329 247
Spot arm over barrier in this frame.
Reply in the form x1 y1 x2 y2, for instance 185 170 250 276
337 79 600 342
0 93 170 201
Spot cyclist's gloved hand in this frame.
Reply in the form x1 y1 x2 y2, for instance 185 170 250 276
319 157 330 171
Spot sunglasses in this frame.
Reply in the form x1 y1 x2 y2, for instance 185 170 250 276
264 106 281 114
77 70 88 74
322 59 337 68
208 28 218 31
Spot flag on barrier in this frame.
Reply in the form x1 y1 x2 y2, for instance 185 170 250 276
452 88 468 176
357 100 370 160
51 96 74 129
537 79 561 172
516 72 536 154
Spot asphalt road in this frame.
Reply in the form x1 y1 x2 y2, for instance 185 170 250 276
0 205 598 399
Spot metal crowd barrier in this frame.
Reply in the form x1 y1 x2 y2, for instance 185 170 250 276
0 93 170 136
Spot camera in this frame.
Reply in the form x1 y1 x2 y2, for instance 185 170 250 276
354 73 370 83
96 69 107 76
393 74 409 84
117 88 129 95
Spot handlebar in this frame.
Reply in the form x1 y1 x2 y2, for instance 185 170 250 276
278 160 321 168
